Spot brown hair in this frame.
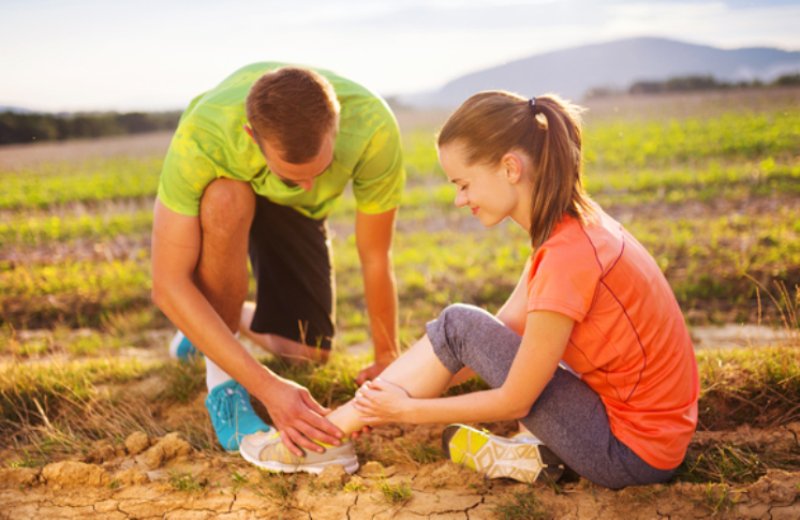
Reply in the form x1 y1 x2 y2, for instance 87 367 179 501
438 91 594 247
246 67 340 164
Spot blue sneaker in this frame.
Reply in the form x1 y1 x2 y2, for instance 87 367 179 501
205 380 271 451
168 330 199 361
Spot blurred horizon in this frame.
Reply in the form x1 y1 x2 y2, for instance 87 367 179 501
2 0 800 112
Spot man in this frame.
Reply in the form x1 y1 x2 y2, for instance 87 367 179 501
151 63 404 456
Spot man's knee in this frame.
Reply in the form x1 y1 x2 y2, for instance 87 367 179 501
200 179 255 234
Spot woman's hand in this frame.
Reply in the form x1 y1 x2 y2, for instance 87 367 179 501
353 378 412 425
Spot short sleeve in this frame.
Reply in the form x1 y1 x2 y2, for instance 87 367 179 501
157 128 222 217
352 119 406 215
526 241 602 323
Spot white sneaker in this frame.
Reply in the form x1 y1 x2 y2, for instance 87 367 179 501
239 430 359 475
442 424 564 484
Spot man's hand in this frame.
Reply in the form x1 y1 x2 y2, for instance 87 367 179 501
355 358 394 386
261 374 344 456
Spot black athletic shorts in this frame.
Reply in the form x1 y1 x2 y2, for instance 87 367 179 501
248 195 335 349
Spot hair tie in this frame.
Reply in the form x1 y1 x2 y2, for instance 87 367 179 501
528 96 537 112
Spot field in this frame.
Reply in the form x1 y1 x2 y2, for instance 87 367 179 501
1 87 799 519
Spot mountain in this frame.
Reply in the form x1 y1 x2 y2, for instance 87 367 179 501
0 105 35 114
401 37 800 107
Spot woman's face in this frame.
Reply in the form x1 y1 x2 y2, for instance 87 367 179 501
438 141 520 228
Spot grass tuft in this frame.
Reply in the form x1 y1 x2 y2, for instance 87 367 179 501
696 346 800 430
679 443 765 484
494 489 549 520
379 480 412 504
157 358 205 404
169 470 207 492
403 441 443 465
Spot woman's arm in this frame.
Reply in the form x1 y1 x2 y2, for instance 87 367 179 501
495 260 532 336
355 310 574 425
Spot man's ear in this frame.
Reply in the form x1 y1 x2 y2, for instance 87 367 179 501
243 125 255 140
501 152 524 184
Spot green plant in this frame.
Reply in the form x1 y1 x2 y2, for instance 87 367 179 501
157 358 205 404
379 480 412 504
169 471 206 492
679 443 765 484
403 442 443 465
343 479 365 492
699 483 736 516
260 471 297 504
493 490 549 520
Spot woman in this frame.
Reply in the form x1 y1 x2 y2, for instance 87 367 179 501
240 91 699 489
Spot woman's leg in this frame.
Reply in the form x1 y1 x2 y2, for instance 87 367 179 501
325 335 455 433
424 303 675 489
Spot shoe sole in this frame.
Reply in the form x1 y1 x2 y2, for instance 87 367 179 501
239 443 360 475
442 424 564 484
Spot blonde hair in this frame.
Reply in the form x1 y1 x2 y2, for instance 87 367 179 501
246 67 340 164
438 91 594 247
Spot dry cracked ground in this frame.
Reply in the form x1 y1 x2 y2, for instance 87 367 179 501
1 422 799 519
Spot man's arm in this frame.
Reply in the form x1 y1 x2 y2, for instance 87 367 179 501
354 208 400 385
150 199 343 454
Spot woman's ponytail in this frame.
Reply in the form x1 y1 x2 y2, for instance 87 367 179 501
438 91 594 247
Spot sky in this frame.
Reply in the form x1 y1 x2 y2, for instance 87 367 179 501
2 0 799 112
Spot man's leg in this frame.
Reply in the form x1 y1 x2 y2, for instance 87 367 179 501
243 196 335 363
196 179 254 332
239 302 329 363
191 178 271 450
195 178 255 386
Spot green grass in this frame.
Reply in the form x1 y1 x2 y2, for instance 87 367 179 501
583 110 800 169
493 489 549 520
0 258 151 328
679 444 766 484
696 345 800 430
158 357 206 404
403 441 444 465
0 207 152 247
0 357 164 464
0 157 161 210
2 94 799 486
169 470 207 492
699 483 736 517
260 472 298 504
379 479 412 504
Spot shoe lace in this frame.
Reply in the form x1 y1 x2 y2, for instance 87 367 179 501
214 386 251 425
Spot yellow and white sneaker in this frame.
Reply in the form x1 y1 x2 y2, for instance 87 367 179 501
442 424 564 484
239 430 359 475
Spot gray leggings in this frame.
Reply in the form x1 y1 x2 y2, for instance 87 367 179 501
427 303 677 489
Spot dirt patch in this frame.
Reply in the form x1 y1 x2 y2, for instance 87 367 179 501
691 324 797 350
1 424 798 519
0 132 173 171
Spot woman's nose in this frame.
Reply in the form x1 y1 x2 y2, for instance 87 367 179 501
454 189 468 208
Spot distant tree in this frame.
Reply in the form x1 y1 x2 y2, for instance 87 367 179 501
773 73 800 86
584 86 625 99
0 112 59 143
589 71 799 99
629 81 665 95
664 75 722 91
0 110 181 145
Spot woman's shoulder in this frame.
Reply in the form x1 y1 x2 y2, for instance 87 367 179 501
535 209 625 273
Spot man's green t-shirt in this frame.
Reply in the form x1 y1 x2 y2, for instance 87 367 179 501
158 62 405 219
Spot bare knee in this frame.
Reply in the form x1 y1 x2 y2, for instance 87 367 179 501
200 178 255 235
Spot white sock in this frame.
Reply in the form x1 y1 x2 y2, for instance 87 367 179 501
205 333 237 390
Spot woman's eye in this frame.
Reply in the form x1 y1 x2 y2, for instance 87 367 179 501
459 184 468 191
